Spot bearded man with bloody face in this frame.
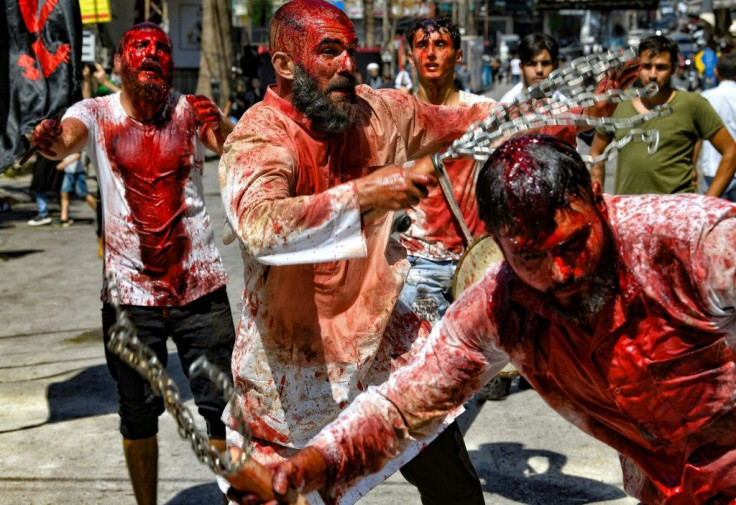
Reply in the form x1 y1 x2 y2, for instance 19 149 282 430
227 134 736 505
31 22 237 505
219 1 643 502
217 0 504 503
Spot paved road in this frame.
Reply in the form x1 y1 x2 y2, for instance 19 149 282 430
0 83 633 505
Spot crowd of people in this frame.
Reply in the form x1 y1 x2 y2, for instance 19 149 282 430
23 1 736 504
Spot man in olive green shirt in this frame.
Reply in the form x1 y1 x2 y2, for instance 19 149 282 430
591 35 736 196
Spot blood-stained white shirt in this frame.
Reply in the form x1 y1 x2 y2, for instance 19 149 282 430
309 194 736 505
218 85 495 501
400 91 495 261
64 92 228 306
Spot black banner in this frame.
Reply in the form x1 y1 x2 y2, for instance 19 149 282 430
1 0 83 169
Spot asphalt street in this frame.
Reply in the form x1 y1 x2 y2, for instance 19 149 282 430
0 81 633 505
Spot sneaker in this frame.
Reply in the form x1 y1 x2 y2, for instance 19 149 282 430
28 215 52 226
52 219 74 228
477 376 512 401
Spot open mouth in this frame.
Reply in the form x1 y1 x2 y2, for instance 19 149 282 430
139 62 162 77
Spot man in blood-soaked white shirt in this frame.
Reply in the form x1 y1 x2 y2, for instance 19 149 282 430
227 135 736 505
31 22 236 504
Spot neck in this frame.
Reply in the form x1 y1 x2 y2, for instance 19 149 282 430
120 89 167 123
417 77 460 106
640 86 674 108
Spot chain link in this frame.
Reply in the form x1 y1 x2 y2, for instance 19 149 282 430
521 48 638 101
581 128 660 166
439 50 671 167
105 275 250 477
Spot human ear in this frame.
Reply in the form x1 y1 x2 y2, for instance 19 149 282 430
592 180 607 213
272 52 295 81
456 48 464 65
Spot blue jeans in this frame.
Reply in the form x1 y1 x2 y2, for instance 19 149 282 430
34 192 49 217
399 256 456 325
704 175 736 202
60 171 89 197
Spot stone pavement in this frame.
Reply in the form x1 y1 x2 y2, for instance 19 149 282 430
0 83 633 505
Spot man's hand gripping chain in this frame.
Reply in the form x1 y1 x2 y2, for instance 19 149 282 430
440 48 673 167
104 275 295 502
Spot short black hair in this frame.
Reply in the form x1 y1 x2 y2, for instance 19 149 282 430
406 17 461 51
638 35 678 66
477 135 595 238
518 33 559 65
716 52 736 80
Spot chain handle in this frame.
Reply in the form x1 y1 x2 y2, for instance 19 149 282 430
105 275 250 477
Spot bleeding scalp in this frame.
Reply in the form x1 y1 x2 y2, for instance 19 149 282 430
270 0 352 55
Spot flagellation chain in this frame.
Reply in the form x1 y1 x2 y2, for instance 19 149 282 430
520 48 639 102
105 275 250 477
439 49 672 168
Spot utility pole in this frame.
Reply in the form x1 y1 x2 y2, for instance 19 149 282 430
196 0 234 108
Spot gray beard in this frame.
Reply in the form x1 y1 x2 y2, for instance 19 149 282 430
292 66 358 134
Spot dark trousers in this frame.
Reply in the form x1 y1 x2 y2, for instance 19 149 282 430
102 286 235 440
400 421 485 505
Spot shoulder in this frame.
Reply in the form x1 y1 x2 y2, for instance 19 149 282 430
675 90 711 107
64 94 118 123
607 194 736 248
499 83 522 103
356 84 417 111
460 90 495 106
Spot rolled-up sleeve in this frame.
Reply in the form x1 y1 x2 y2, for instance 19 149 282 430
219 115 366 265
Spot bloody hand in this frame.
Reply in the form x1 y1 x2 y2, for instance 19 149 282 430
32 119 63 157
356 164 437 219
186 94 222 127
590 52 641 118
225 447 325 504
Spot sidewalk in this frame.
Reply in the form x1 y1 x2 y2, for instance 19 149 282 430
0 121 631 504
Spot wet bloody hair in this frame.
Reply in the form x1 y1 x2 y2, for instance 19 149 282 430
406 18 461 51
476 134 595 239
117 22 171 54
269 0 352 57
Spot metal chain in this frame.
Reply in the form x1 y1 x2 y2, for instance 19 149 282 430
443 101 673 164
520 48 638 101
105 275 250 477
439 50 672 168
581 128 660 166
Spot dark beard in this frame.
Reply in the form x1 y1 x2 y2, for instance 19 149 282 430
546 226 619 327
121 61 171 104
292 66 358 134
